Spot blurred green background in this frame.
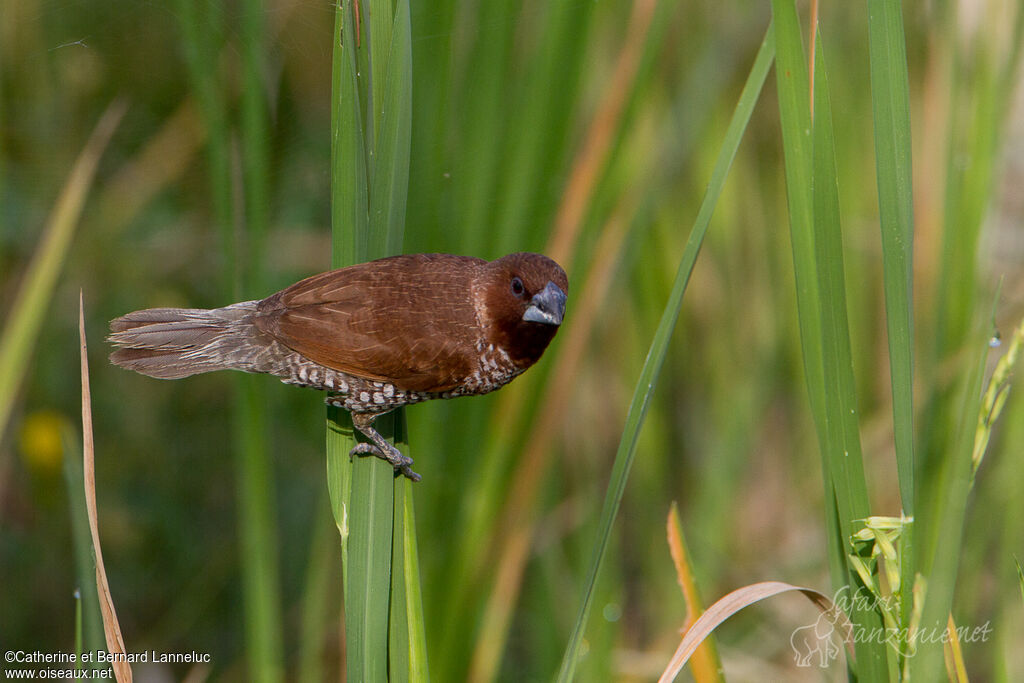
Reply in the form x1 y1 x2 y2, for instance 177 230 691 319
2 0 1023 680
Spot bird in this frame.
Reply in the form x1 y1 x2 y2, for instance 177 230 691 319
108 252 568 481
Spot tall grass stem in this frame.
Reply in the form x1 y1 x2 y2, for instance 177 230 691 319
556 27 775 680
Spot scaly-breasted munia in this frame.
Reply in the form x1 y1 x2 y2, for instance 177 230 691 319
109 252 568 480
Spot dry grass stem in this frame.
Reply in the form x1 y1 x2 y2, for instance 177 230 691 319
80 293 132 683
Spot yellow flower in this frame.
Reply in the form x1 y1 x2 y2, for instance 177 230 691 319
19 411 66 474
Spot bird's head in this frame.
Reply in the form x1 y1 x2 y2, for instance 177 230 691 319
478 252 568 368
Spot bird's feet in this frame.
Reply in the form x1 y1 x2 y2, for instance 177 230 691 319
349 411 422 481
349 442 421 482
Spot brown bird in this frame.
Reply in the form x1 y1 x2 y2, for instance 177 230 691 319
109 252 568 480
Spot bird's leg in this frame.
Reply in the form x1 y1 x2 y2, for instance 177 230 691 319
350 412 421 482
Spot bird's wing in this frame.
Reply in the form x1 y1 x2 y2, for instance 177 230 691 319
253 255 482 393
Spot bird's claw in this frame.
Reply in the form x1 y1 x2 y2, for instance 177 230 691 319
349 442 421 482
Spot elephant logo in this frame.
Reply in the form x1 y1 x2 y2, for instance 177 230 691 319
790 610 843 668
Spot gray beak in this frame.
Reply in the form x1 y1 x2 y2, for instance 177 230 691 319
522 281 567 326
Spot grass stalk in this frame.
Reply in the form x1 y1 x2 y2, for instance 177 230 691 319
346 424 396 683
556 27 775 680
297 489 338 683
62 427 106 662
328 0 424 679
467 197 637 683
174 2 284 678
231 377 283 682
812 31 889 678
453 2 672 674
79 294 131 683
909 342 988 680
914 3 1024 676
389 437 430 682
172 0 235 294
865 0 917 635
769 0 840 589
0 101 124 446
772 1 887 675
491 0 598 256
237 1 282 677
241 0 270 280
447 0 518 257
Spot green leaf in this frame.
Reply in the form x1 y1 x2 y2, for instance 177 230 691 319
329 0 423 679
176 2 284 677
812 22 889 680
347 422 397 683
909 339 988 680
0 102 124 444
367 0 394 153
773 2 887 675
866 0 917 634
326 406 354 566
390 435 430 682
332 0 370 268
556 26 775 681
491 0 599 256
298 489 339 683
770 0 844 592
368 0 412 259
62 428 105 661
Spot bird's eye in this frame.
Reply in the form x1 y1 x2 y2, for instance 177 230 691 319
510 276 525 297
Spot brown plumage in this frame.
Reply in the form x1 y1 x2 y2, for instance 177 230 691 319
109 252 568 480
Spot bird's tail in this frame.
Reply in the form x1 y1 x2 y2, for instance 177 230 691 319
108 301 266 379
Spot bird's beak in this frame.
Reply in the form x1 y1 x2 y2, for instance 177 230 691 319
523 281 566 326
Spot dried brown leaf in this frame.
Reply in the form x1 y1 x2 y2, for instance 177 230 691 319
81 292 132 683
658 581 852 683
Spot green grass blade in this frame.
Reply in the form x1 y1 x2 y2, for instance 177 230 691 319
0 102 123 444
400 492 430 680
332 0 370 267
330 0 394 672
774 3 891 676
298 489 338 683
238 9 283 667
367 0 393 153
232 374 284 682
368 0 412 259
389 492 413 683
328 0 368 623
932 2 1022 364
175 3 284 677
327 1 364 584
770 1 825 431
347 431 396 683
173 0 235 295
241 0 271 281
927 7 1023 534
74 589 82 671
1017 557 1024 605
330 0 422 679
326 406 354 568
810 33 889 678
769 0 837 583
62 429 105 661
813 36 870 531
909 339 988 680
389 418 430 682
492 0 598 256
866 1 916 634
1001 5 1024 108
556 27 775 680
448 0 517 256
